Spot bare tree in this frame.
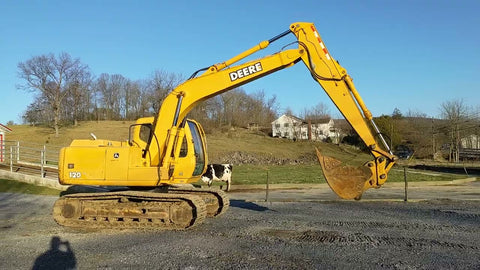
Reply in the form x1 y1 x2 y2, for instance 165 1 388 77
137 80 155 118
302 102 331 121
146 70 183 114
219 90 239 127
95 73 127 120
188 96 223 131
111 74 128 119
23 95 51 126
248 90 278 125
188 88 278 131
17 52 89 136
124 80 142 119
440 99 470 162
92 71 182 121
65 70 93 125
219 88 262 127
283 107 294 116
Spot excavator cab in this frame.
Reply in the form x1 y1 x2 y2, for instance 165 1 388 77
128 117 208 183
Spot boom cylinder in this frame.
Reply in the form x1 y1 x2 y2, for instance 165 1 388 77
172 93 184 126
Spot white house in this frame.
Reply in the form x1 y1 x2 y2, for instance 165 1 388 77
301 119 337 141
0 123 12 163
271 114 304 140
271 114 339 142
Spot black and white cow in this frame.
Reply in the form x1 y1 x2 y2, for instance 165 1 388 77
201 164 233 191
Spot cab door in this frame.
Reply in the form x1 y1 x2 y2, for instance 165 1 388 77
173 119 207 183
187 120 207 176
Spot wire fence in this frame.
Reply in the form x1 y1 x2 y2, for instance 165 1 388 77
0 141 60 179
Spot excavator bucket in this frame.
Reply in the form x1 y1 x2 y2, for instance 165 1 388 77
315 147 372 200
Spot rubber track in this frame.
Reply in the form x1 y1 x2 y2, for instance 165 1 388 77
52 191 207 230
165 188 230 217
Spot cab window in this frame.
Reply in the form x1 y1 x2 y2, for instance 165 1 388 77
139 124 152 143
187 121 205 176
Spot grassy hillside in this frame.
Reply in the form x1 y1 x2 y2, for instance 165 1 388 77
7 121 134 147
4 121 467 185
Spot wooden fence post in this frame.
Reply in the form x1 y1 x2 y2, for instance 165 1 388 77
404 167 408 202
265 171 269 202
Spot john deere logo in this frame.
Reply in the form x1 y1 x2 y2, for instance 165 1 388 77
229 62 263 81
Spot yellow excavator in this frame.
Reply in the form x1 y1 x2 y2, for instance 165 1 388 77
53 22 397 230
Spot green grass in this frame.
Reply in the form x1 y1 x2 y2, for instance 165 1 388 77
204 163 469 186
0 179 61 195
228 164 324 185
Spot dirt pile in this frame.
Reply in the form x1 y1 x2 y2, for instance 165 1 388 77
210 151 318 165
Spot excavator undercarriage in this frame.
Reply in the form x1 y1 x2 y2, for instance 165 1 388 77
53 188 229 230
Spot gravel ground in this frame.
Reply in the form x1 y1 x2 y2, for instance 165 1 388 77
1 186 479 269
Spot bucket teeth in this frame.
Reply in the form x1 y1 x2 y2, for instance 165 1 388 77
315 147 372 200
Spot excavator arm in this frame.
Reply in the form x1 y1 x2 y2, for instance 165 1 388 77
148 22 396 199
292 23 397 199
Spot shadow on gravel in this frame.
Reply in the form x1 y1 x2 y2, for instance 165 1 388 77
230 200 272 212
32 236 77 270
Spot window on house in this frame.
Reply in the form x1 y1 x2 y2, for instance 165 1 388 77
284 123 289 127
275 123 280 128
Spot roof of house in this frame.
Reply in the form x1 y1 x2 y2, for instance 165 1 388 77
271 114 306 124
272 114 335 125
306 118 332 124
0 124 12 133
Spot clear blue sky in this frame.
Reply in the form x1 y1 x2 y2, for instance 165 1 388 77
1 0 479 124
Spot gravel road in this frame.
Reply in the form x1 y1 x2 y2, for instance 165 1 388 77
1 187 479 269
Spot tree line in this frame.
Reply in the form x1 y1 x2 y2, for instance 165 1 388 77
17 53 280 136
373 102 480 161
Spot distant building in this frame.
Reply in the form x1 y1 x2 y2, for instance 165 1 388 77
461 134 480 149
459 134 480 160
271 114 304 140
271 114 340 142
0 124 12 163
